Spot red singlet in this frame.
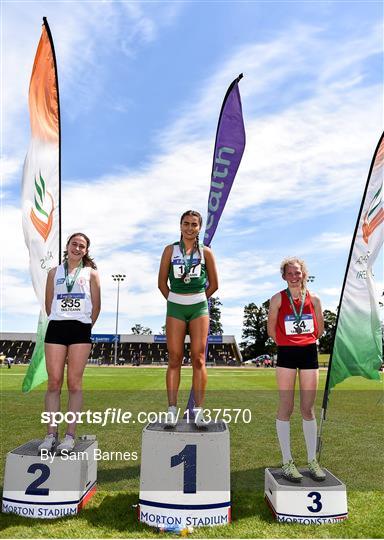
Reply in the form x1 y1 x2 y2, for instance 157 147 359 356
276 289 318 346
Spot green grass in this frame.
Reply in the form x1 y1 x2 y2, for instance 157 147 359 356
0 365 383 538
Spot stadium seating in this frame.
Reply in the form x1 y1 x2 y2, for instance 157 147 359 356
0 333 241 366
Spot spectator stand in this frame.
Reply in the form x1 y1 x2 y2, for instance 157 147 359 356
0 333 242 367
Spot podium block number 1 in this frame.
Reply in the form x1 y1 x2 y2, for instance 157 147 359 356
25 463 51 496
171 444 196 494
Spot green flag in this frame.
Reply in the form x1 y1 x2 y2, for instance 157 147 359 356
21 19 61 392
22 314 49 392
329 133 383 389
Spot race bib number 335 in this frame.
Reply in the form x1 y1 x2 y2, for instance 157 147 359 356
56 293 85 313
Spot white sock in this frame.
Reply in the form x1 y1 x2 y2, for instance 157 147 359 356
302 418 317 462
276 419 292 464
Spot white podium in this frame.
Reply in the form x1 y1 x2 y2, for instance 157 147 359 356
139 420 231 529
2 438 97 518
265 467 348 524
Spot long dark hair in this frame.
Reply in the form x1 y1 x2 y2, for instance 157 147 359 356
179 211 203 273
63 232 97 269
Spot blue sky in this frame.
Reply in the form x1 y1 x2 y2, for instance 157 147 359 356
2 1 383 342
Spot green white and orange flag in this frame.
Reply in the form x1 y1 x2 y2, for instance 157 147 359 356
22 18 61 392
327 133 383 392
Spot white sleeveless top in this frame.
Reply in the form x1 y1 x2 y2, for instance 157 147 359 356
49 264 92 324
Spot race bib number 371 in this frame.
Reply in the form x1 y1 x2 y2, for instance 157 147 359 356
56 293 85 313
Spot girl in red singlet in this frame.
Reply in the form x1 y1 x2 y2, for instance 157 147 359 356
267 257 326 483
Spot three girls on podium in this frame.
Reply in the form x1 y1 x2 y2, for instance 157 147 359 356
37 214 326 481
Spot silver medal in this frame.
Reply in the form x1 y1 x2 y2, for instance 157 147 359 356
184 275 191 284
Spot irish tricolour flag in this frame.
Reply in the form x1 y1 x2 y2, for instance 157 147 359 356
328 133 383 390
22 18 61 392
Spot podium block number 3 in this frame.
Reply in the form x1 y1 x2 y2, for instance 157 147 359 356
171 445 196 494
25 464 51 496
307 491 322 513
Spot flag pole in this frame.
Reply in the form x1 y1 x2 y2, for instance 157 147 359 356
42 17 61 262
185 73 245 416
317 131 384 458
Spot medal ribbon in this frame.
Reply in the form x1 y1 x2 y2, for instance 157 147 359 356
64 261 83 293
180 240 195 276
286 288 306 322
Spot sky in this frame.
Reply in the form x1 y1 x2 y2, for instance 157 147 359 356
1 0 383 343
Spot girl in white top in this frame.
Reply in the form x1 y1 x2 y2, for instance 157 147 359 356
38 233 101 453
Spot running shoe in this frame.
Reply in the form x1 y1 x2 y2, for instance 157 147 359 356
281 460 303 483
194 408 208 429
56 434 75 453
164 406 178 428
308 458 326 481
38 433 57 453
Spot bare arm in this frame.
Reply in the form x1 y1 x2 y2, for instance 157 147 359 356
311 292 324 338
158 245 172 300
267 293 282 344
204 247 218 299
45 268 56 316
90 269 101 326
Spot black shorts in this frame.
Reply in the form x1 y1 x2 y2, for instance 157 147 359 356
45 320 92 346
277 343 318 370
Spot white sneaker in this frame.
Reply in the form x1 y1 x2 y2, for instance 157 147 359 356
194 408 208 429
165 406 178 428
56 434 75 453
38 433 57 453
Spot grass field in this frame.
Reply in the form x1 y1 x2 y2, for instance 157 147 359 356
0 364 383 538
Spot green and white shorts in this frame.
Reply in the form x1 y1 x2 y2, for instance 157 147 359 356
167 292 208 323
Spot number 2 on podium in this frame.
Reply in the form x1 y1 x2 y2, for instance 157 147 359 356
25 463 51 496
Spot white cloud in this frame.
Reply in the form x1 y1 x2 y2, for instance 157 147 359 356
2 1 182 160
1 156 22 187
2 272 40 316
221 305 246 336
2 13 382 341
320 287 341 296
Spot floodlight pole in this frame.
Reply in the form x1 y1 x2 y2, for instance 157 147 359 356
112 274 126 366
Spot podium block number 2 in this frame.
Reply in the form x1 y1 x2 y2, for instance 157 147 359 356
25 463 51 496
171 444 196 494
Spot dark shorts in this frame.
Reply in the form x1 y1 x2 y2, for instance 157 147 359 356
277 343 318 370
45 320 92 346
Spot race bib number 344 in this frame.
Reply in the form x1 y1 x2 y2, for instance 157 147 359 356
284 314 314 335
56 293 85 313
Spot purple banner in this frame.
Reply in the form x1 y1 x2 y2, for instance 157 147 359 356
185 75 245 417
204 74 246 245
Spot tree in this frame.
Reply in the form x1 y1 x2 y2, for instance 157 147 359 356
159 325 166 335
318 309 337 353
209 296 223 335
240 300 275 359
131 324 153 335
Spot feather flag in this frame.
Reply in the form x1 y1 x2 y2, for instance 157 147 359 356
186 74 246 414
204 73 246 246
328 133 383 390
317 132 383 455
22 18 61 392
